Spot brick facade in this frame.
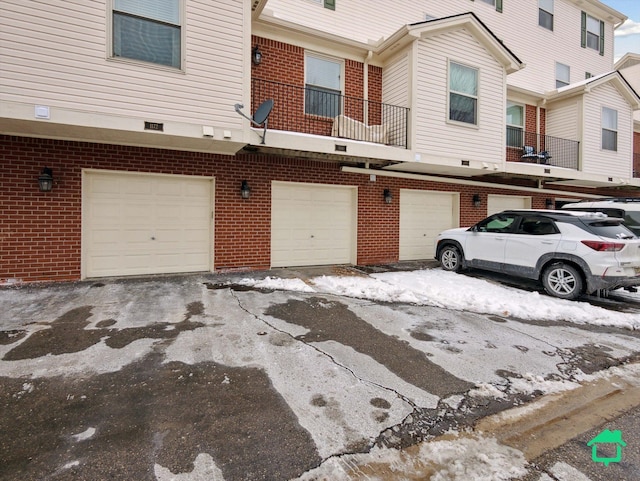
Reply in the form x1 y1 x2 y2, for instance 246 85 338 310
1 135 565 283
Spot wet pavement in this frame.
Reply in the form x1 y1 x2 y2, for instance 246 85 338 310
1 264 640 480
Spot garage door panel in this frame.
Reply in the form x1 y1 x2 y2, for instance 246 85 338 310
271 182 355 267
487 195 531 215
84 172 212 278
400 190 458 261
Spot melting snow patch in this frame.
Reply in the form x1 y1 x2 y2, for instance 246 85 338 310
292 434 528 481
238 276 314 293
71 427 96 442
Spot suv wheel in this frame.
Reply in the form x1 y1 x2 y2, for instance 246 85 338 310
439 245 463 272
542 263 584 300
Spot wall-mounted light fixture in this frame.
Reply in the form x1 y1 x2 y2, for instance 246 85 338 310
472 194 481 207
383 189 393 204
546 198 555 209
252 45 262 66
241 180 251 199
38 167 53 192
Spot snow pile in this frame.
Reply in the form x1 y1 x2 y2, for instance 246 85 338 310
242 269 640 330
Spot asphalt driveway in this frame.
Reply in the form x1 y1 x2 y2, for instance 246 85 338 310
2 267 640 480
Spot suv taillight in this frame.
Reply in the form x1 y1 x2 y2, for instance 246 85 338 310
581 240 625 252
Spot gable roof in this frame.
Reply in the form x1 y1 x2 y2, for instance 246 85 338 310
377 12 523 74
547 71 640 109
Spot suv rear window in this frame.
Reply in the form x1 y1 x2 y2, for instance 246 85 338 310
583 220 636 239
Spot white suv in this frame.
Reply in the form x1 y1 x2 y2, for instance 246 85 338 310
435 210 640 299
561 198 640 236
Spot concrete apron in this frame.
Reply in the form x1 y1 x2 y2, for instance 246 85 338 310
322 362 640 479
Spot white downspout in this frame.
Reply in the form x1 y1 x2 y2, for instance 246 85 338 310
364 50 373 125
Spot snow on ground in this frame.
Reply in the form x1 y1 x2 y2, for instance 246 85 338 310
239 269 640 330
292 433 528 481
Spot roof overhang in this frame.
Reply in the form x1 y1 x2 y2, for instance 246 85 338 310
546 71 640 109
567 0 627 27
377 12 523 74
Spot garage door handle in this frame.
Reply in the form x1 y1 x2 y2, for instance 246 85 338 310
310 235 315 238
151 236 156 240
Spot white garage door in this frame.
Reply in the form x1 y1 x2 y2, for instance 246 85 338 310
83 171 213 278
487 195 531 215
271 182 356 267
400 190 459 260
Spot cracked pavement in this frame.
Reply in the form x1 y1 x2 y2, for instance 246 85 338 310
1 270 640 480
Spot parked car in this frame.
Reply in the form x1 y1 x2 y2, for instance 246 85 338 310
435 210 640 300
561 198 640 236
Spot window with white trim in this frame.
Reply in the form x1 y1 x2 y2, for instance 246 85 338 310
539 0 553 31
601 107 618 151
112 0 181 68
305 53 342 117
308 0 335 9
506 102 524 147
474 0 503 13
555 62 570 88
449 61 478 125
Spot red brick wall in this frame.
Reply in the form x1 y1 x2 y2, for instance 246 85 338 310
250 36 384 132
1 135 571 283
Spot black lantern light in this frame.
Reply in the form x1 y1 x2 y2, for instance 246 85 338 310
38 167 53 192
546 198 555 209
383 189 393 204
252 45 262 65
472 194 481 207
241 180 251 199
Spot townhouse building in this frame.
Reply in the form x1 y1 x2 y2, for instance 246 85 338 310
1 0 639 283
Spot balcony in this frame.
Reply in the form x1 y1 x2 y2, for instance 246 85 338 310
251 78 410 148
506 127 579 170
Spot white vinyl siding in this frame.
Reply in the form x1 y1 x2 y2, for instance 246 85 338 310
261 0 616 94
0 0 245 126
582 83 632 177
415 29 505 163
546 99 579 144
382 53 410 147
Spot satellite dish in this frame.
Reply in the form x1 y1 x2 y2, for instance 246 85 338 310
234 99 274 144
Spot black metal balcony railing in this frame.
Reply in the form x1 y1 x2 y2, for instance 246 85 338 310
633 153 640 178
251 78 410 148
506 127 580 170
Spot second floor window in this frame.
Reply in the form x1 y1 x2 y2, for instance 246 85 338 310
305 54 342 117
112 0 181 68
602 107 618 151
539 0 553 31
556 62 570 88
581 12 605 55
449 61 478 125
506 102 524 147
476 0 503 12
